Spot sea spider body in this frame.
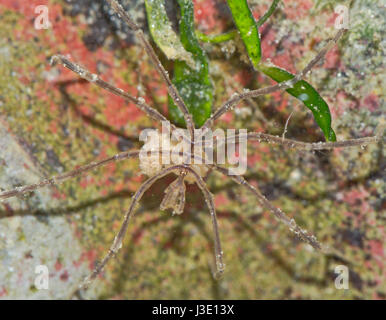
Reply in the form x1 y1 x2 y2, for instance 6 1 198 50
139 128 209 215
139 128 209 184
0 0 383 293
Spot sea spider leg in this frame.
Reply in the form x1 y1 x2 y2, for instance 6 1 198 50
50 55 169 125
0 151 139 201
213 125 383 150
200 29 346 131
106 0 195 140
185 166 225 278
80 164 224 289
0 149 203 202
79 166 173 289
211 165 322 250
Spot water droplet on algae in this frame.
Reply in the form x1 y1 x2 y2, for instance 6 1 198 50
299 93 309 101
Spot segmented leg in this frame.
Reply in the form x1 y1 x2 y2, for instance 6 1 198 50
201 29 346 131
80 166 171 289
0 151 139 201
213 126 382 150
186 166 225 278
106 0 195 140
50 55 169 125
212 165 322 251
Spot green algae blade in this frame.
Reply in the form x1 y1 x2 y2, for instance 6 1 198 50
226 0 262 68
226 0 336 141
168 0 213 127
256 0 281 27
144 0 195 68
196 30 237 43
258 64 336 141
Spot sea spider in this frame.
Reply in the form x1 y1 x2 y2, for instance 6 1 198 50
0 0 383 291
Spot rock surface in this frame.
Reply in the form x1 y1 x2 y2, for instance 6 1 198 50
0 0 384 299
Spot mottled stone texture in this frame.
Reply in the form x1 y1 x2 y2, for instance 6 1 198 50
0 0 384 299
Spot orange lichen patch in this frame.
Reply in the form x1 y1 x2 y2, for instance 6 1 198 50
331 91 358 116
247 152 262 168
362 93 380 112
342 187 370 207
132 228 145 244
272 53 296 75
214 194 229 208
233 70 252 87
261 27 278 61
79 176 95 189
194 0 226 32
276 98 290 112
270 90 285 103
368 240 384 267
247 142 269 167
260 25 310 76
60 270 69 281
104 96 142 128
77 248 99 271
252 3 270 21
282 0 313 20
8 1 146 136
145 69 169 112
54 259 63 271
220 111 235 125
52 190 66 200
49 121 58 134
323 46 341 69
326 12 339 28
0 287 8 297
1 0 144 134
